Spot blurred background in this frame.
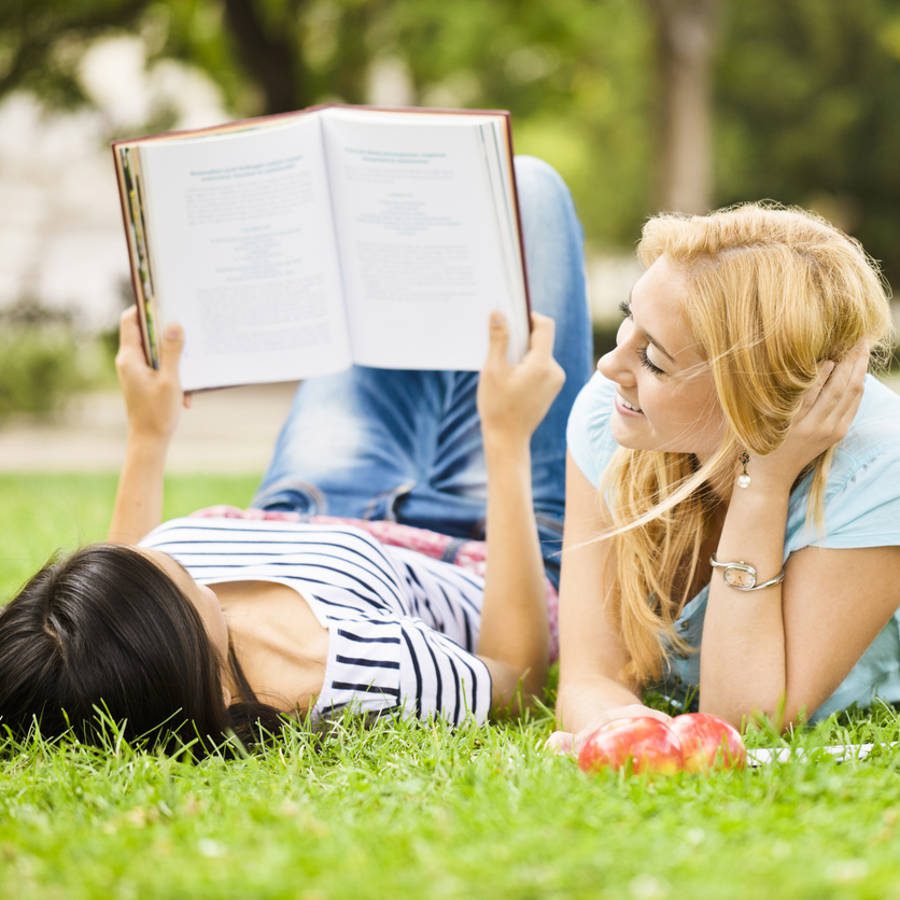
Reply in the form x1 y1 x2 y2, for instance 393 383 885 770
1 0 899 435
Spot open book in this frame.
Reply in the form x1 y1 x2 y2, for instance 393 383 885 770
112 105 530 391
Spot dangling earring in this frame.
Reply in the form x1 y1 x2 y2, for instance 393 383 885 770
737 451 751 489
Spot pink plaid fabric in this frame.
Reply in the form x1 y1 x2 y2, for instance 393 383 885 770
190 505 560 661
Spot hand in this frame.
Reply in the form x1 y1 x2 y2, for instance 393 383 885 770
477 311 565 448
545 731 575 756
545 704 673 756
115 306 189 442
746 341 870 490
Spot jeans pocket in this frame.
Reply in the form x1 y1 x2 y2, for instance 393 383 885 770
251 478 327 515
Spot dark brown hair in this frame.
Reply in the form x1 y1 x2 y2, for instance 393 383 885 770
0 544 284 755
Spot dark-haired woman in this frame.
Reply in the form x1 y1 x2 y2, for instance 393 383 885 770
0 157 592 752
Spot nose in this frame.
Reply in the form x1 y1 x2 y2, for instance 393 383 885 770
597 323 637 387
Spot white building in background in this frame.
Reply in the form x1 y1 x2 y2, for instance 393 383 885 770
0 36 229 332
0 37 633 334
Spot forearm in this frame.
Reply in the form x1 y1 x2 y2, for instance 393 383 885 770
107 430 169 544
700 486 790 726
477 437 549 697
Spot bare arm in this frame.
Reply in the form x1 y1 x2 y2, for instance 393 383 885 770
475 312 564 713
701 345 900 727
108 434 170 545
107 307 187 544
554 455 668 742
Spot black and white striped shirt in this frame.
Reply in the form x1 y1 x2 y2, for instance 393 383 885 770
140 517 491 725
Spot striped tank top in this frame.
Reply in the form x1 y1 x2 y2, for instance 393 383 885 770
139 516 491 725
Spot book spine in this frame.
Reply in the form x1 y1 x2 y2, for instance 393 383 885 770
502 111 532 328
120 147 160 368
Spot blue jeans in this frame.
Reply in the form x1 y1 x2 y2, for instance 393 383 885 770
252 156 592 588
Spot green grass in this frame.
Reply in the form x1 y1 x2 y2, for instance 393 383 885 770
1 473 899 899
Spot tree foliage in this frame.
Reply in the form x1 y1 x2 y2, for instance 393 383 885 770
0 0 147 106
2 0 900 279
716 0 900 282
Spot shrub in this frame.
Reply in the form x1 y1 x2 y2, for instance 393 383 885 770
0 301 98 421
0 325 86 420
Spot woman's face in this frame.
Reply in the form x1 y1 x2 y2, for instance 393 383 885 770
141 548 230 665
597 255 725 461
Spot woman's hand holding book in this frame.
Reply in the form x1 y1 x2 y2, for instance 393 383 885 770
477 311 565 451
115 305 190 446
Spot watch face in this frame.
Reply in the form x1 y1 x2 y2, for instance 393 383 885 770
723 565 756 589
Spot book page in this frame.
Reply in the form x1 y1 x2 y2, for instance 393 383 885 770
137 116 349 390
320 109 528 370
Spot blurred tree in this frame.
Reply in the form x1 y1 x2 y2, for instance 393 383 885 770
3 0 900 280
0 0 147 106
646 0 720 213
0 0 655 250
219 0 306 111
384 0 654 246
715 0 900 282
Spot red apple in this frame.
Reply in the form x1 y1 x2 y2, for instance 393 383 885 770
669 713 746 771
577 717 684 775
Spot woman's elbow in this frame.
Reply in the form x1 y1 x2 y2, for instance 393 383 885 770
488 660 547 718
699 694 811 734
517 659 549 708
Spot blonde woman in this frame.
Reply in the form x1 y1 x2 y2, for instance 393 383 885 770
553 203 900 748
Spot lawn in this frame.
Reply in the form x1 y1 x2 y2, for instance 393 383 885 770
1 473 898 899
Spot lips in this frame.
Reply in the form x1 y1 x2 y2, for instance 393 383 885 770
617 394 643 414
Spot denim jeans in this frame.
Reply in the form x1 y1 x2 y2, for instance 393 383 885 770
252 156 592 588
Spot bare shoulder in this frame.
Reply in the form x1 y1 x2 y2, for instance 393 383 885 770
215 580 329 714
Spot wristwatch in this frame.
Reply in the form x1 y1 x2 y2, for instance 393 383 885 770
709 555 786 592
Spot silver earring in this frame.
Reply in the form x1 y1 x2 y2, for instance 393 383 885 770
737 451 751 489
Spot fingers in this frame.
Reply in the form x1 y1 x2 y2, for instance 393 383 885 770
526 312 556 359
836 340 870 385
816 360 837 387
486 311 557 367
116 308 186 386
824 341 869 386
159 322 185 380
793 360 834 421
786 343 869 456
117 306 143 353
823 342 869 430
486 311 510 367
114 307 146 381
817 343 868 416
545 731 575 756
799 340 866 413
831 343 870 401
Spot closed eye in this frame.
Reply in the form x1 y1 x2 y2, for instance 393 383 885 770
621 299 665 375
638 345 666 375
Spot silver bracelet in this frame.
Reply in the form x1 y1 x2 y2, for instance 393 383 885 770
709 554 786 592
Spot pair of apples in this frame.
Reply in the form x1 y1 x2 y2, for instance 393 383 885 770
577 712 746 775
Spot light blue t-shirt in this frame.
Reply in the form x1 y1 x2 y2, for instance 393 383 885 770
566 372 900 722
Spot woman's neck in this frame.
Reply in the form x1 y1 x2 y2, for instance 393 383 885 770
214 580 329 714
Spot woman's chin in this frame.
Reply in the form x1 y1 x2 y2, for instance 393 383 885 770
610 416 648 450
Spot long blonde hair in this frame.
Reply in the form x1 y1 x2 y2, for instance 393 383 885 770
603 202 894 685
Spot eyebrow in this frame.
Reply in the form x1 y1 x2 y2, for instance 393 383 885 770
621 292 677 362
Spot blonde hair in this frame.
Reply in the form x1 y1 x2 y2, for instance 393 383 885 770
603 202 894 685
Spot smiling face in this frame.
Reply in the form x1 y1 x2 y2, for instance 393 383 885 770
597 255 725 461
